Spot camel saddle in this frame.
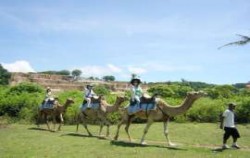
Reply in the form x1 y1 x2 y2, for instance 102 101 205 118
83 96 102 104
41 100 56 109
140 96 156 104
128 95 156 115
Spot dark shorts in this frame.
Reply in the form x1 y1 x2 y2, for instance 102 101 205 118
224 127 240 139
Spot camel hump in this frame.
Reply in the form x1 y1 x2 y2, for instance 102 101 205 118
140 95 156 104
91 96 103 103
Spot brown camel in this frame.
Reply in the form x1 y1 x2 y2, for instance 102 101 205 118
37 98 74 131
114 91 206 146
76 96 127 137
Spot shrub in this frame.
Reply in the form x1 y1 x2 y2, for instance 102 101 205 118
148 85 175 98
236 98 250 123
8 82 43 94
93 85 110 96
187 98 226 122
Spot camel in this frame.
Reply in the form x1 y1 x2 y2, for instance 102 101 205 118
76 96 127 137
37 98 74 131
113 91 206 146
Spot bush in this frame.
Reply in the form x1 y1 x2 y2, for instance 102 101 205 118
0 83 43 121
94 85 110 96
8 82 43 94
236 98 250 123
148 85 175 98
187 98 226 122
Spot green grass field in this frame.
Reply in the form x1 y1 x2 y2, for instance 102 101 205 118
0 122 249 158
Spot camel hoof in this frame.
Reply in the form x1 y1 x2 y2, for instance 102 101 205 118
141 141 147 145
129 139 134 143
168 142 177 147
88 133 93 137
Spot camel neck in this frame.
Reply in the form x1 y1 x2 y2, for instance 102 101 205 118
161 96 197 117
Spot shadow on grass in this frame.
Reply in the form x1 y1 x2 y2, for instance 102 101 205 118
60 133 108 140
211 147 225 152
110 140 187 150
28 127 53 132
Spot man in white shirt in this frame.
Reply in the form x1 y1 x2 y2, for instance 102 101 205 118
220 103 240 149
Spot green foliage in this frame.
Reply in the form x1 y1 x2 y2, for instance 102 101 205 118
0 64 11 85
236 98 250 123
205 85 238 99
148 84 193 98
102 75 115 81
40 70 71 76
0 83 43 121
71 69 82 78
148 85 174 97
8 82 43 94
93 85 110 96
186 98 226 122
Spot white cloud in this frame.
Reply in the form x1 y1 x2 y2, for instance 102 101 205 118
107 64 122 73
145 63 202 72
77 64 123 77
2 60 35 73
127 66 147 74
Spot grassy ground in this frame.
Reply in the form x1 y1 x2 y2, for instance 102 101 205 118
0 122 249 158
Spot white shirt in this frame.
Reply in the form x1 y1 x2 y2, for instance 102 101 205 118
84 88 95 98
131 86 143 99
223 109 235 128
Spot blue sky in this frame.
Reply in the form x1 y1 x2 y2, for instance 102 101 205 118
0 0 250 84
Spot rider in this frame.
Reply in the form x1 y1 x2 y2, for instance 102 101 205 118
42 87 54 106
130 75 143 106
84 84 96 108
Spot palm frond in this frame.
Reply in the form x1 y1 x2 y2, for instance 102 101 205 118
218 34 250 49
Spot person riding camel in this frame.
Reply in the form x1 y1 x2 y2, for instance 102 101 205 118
130 76 143 107
42 87 54 106
84 84 96 108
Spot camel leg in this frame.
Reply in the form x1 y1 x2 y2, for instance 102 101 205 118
125 115 133 142
140 119 154 145
52 115 56 132
76 113 81 133
163 118 175 146
45 115 50 131
106 124 110 138
102 119 110 138
58 113 64 131
99 122 104 136
36 111 41 128
114 115 127 140
82 117 92 136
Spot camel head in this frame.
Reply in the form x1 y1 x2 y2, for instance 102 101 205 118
65 98 75 105
116 96 128 104
186 91 206 100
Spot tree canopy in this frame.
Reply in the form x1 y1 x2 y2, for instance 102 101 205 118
71 69 82 79
102 75 115 81
0 64 11 85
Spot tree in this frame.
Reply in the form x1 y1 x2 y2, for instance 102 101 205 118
40 70 70 76
102 75 115 81
219 34 250 49
58 70 70 76
0 64 11 85
71 69 82 79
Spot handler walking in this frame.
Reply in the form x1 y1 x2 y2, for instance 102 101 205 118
220 103 240 149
